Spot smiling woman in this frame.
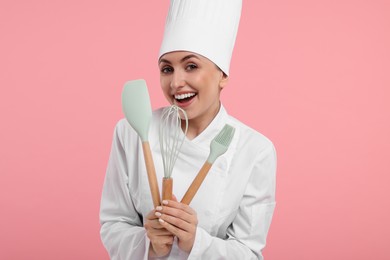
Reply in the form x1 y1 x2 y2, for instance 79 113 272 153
1 0 389 259
99 0 277 259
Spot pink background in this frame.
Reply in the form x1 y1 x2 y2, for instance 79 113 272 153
1 0 389 259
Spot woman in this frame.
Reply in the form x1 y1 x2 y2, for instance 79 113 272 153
100 1 276 259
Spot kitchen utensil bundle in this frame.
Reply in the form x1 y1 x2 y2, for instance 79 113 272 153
121 79 236 206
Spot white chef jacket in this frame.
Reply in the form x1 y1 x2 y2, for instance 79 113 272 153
100 105 276 260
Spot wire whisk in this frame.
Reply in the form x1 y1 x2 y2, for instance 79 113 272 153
159 105 188 201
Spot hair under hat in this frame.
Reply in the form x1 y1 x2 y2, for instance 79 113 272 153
159 0 242 76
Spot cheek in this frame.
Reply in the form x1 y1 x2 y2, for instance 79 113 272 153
160 78 169 91
160 79 172 101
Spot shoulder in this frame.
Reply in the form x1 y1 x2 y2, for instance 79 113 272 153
226 115 276 157
111 118 141 151
114 118 134 136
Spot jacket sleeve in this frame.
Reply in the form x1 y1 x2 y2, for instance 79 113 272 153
99 122 151 260
188 143 277 260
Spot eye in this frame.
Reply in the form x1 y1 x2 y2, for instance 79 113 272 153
160 66 173 74
186 63 197 71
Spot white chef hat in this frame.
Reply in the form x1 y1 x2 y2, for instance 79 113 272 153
159 0 242 76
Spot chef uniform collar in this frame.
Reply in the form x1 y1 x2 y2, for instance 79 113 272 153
186 104 228 146
159 0 242 76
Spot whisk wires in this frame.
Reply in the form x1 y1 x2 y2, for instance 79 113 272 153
159 105 188 178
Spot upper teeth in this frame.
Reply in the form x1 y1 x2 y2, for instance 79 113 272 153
175 93 196 100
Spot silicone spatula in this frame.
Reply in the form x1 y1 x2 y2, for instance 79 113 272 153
122 79 161 207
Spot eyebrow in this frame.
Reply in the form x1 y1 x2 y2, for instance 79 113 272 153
159 54 200 64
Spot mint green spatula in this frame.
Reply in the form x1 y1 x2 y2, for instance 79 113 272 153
122 79 161 207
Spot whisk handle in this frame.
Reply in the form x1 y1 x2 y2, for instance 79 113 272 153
181 161 212 205
142 142 161 207
162 177 173 201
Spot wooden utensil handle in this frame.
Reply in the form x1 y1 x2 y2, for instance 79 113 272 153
142 142 161 207
181 161 212 205
162 177 173 201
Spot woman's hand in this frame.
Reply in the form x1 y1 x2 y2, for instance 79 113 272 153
155 198 198 253
144 209 174 258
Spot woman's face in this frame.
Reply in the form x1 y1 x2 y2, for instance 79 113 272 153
159 51 228 126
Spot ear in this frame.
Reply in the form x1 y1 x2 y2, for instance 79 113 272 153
219 72 229 90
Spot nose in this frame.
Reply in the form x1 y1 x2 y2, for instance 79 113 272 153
170 70 186 91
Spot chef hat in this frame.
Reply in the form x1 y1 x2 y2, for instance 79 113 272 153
159 0 242 76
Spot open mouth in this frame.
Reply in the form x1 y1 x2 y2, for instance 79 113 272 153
174 93 197 103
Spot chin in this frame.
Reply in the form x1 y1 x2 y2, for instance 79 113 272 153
181 110 194 120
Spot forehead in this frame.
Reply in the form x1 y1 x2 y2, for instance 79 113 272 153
159 51 210 64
